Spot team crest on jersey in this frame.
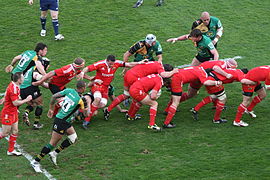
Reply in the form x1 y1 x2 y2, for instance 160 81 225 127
207 31 214 37
5 120 10 123
60 130 64 134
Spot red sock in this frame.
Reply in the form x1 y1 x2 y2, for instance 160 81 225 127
194 96 212 111
8 134 17 152
149 107 157 126
164 99 172 113
247 95 262 111
128 101 141 118
164 105 177 125
212 98 218 107
90 104 99 115
234 103 247 123
214 101 225 120
108 94 127 112
180 92 188 102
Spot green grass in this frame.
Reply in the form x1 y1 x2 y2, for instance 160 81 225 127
0 0 270 179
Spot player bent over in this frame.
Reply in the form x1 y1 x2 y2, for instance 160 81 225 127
233 65 270 127
127 74 163 131
0 72 32 156
31 81 90 172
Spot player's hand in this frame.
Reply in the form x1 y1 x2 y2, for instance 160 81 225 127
28 0 33 5
172 68 178 74
47 109 54 118
226 74 233 79
167 38 178 44
77 72 84 80
215 81 222 86
212 39 217 45
26 95 33 102
94 79 103 85
5 65 13 73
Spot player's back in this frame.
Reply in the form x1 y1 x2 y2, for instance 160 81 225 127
177 66 207 84
128 61 164 78
133 74 162 92
245 66 270 82
12 50 37 74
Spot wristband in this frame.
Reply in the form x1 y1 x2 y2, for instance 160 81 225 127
214 37 219 43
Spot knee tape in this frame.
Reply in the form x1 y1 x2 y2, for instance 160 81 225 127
123 90 130 96
68 133 77 144
100 98 108 106
93 92 102 99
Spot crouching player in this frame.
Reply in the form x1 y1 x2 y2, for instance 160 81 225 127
0 72 32 156
31 81 90 172
127 74 163 131
233 65 270 127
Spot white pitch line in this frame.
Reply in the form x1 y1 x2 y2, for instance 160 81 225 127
0 128 56 180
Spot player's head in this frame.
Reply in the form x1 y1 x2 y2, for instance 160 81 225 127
225 59 238 69
145 34 156 46
35 42 48 57
12 72 24 85
163 64 174 71
76 80 86 93
106 55 116 68
73 58 85 70
200 11 210 26
190 29 202 42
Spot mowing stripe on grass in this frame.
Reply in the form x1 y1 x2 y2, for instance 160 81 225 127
0 128 56 180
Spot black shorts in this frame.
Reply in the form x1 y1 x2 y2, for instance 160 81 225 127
20 86 42 100
195 54 214 63
49 83 63 94
52 117 72 135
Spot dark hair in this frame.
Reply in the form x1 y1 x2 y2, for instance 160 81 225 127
106 55 116 62
76 80 86 89
190 29 202 37
74 58 85 65
34 43 47 53
241 68 249 74
163 64 174 71
12 72 23 82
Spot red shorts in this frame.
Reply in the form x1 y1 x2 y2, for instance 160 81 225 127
91 84 109 99
129 87 148 102
190 80 203 90
1 112 18 125
206 85 224 94
242 83 259 93
124 71 139 88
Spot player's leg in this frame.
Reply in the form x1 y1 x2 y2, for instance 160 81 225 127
49 126 77 166
0 124 11 139
212 91 227 123
163 95 180 128
7 120 22 156
156 0 164 6
140 96 161 131
246 84 266 118
33 95 44 129
233 95 250 127
191 57 201 66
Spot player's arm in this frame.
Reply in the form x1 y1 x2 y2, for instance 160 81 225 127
5 55 22 73
47 92 64 118
210 48 219 61
12 95 32 106
35 60 46 75
240 79 256 85
123 51 133 62
78 98 90 117
203 80 222 86
212 65 232 79
32 70 55 86
125 59 148 68
160 68 178 78
167 34 189 43
212 20 223 45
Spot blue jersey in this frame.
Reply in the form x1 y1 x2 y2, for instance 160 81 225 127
40 0 59 11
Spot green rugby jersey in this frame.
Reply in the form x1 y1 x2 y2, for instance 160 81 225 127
195 35 215 58
56 88 84 123
12 50 38 74
129 40 162 62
